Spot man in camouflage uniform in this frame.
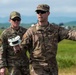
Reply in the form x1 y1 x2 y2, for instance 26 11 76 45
0 11 29 75
20 4 76 75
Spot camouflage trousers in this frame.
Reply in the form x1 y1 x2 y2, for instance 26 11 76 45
7 66 30 75
30 63 58 75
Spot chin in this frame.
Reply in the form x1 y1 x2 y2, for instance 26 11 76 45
38 19 43 22
14 25 17 27
40 20 44 22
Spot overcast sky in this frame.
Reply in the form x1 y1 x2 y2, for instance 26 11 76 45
0 0 76 18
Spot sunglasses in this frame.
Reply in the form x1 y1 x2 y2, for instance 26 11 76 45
36 10 47 14
12 18 21 22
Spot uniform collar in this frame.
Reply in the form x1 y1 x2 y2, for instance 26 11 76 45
36 22 49 31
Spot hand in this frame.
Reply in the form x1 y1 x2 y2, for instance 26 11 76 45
13 45 21 53
0 68 6 75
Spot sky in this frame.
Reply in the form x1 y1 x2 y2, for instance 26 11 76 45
0 0 76 18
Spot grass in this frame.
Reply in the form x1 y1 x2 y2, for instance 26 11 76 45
0 29 3 35
59 67 76 75
57 39 76 75
57 39 76 69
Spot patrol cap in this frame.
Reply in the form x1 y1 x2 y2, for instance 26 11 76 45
35 4 50 12
8 35 21 46
10 11 21 19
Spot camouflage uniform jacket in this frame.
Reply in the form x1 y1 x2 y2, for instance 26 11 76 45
0 26 29 68
21 23 76 73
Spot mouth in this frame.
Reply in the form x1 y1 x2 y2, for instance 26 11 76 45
39 17 43 19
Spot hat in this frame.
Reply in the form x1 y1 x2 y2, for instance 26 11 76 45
10 11 21 19
35 4 50 12
8 35 21 46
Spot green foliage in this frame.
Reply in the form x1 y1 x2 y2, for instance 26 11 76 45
64 21 76 26
0 29 3 35
57 39 76 69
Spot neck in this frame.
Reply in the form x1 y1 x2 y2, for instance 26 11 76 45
38 21 49 26
11 26 19 30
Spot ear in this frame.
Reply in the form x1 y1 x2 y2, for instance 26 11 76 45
48 12 50 15
9 19 11 23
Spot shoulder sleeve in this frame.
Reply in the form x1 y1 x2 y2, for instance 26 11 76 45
58 25 76 41
0 30 8 68
58 26 69 41
21 27 33 52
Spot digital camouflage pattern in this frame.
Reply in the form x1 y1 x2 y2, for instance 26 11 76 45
0 26 29 75
10 11 21 19
21 23 76 75
35 4 50 12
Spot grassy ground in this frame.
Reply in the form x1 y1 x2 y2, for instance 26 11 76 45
59 67 76 75
57 39 76 75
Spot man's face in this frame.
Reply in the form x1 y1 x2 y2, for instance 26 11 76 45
10 17 21 28
36 10 49 22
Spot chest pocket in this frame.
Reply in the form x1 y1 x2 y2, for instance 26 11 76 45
33 29 58 46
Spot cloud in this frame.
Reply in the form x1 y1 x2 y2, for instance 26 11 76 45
0 0 18 5
52 6 76 13
0 0 76 17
